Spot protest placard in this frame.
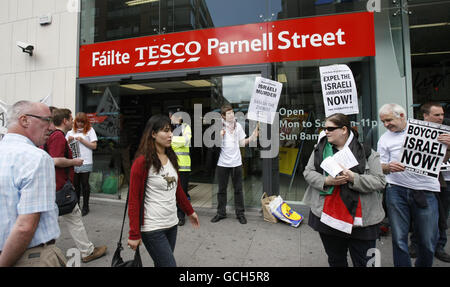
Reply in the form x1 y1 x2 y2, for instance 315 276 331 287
69 140 81 159
400 119 449 178
247 77 282 124
319 64 358 117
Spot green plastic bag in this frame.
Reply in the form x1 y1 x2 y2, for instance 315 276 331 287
89 172 103 193
102 174 118 194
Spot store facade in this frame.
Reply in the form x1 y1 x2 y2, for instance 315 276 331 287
75 0 450 207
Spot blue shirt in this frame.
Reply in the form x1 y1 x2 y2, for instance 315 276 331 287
0 133 60 251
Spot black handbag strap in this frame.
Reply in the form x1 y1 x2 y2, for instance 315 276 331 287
117 178 147 247
117 188 130 247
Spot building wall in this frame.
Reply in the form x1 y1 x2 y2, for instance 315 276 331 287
0 0 79 112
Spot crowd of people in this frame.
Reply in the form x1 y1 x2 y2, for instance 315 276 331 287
304 102 450 267
0 100 448 267
0 102 106 266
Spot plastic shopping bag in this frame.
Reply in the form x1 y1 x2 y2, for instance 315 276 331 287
268 196 303 228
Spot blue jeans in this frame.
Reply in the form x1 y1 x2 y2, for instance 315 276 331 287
436 184 450 251
410 183 450 253
386 184 439 267
141 225 178 267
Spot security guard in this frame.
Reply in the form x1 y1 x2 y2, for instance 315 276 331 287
169 108 192 226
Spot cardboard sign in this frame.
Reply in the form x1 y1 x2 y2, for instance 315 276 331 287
79 12 375 78
400 119 449 178
320 64 358 117
248 77 282 124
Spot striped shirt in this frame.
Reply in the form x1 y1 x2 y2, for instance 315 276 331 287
0 133 60 251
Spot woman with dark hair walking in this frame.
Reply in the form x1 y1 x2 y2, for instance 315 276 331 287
303 113 386 267
66 112 97 216
127 114 199 267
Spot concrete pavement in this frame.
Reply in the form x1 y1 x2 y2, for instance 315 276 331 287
55 197 450 267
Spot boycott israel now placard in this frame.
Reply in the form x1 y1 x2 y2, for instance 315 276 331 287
400 119 450 178
319 64 358 117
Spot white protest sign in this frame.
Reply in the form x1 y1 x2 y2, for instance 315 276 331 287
319 64 358 117
69 140 81 158
400 119 449 178
320 146 359 177
247 77 282 124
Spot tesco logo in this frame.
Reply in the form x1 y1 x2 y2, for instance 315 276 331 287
134 41 201 66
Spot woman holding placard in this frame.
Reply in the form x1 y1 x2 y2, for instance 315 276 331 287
67 112 98 216
303 113 386 267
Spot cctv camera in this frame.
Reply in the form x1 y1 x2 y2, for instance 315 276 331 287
16 41 34 56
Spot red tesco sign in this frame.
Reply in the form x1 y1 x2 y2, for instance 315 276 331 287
79 12 375 78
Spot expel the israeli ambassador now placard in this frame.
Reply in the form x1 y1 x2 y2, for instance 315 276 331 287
400 119 449 178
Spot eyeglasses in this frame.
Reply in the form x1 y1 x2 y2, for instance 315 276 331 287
324 126 342 132
25 114 53 123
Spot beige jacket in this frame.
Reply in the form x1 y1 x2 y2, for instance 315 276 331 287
302 149 386 227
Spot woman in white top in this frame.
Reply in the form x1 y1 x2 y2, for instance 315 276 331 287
67 112 97 216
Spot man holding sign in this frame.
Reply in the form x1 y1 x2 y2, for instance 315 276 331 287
377 103 443 267
408 103 450 263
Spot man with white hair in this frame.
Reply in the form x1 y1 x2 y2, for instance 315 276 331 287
377 103 442 267
0 101 66 266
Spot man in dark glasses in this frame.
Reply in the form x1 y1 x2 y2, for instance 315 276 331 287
0 101 66 266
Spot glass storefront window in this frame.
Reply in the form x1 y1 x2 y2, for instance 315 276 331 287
275 57 377 202
80 73 263 207
81 83 122 196
408 1 450 119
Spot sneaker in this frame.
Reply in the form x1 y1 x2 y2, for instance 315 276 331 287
82 246 107 263
211 214 226 223
237 215 247 224
435 250 450 263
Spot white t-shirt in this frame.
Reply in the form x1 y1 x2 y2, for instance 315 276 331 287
141 160 179 232
217 122 246 168
377 129 440 192
66 128 98 165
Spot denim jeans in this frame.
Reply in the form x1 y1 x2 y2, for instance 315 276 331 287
141 225 178 267
386 184 439 267
410 183 450 254
436 183 450 251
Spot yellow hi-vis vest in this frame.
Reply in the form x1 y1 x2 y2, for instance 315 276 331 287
171 123 191 171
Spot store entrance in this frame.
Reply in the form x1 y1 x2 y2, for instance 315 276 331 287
115 73 263 209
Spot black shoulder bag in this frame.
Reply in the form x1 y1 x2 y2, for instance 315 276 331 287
44 130 78 216
111 188 143 267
